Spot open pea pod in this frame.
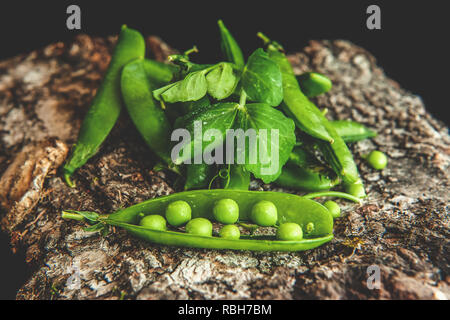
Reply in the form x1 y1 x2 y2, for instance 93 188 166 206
107 221 333 252
64 190 333 252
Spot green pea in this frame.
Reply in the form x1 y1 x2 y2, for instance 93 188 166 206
165 200 192 226
139 215 166 231
219 225 240 240
323 200 341 218
213 198 239 224
185 218 212 237
250 200 278 226
366 150 388 170
276 223 303 241
345 183 366 199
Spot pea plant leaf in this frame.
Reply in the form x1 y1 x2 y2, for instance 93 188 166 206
241 48 283 107
172 102 239 164
153 70 209 103
236 103 296 183
206 63 239 100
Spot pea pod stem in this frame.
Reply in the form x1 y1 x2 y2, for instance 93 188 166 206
61 211 85 221
302 191 362 203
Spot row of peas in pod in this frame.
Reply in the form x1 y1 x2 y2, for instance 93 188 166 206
138 198 320 241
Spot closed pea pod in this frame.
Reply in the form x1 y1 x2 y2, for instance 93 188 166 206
63 25 146 187
316 122 361 185
62 189 334 252
121 59 173 164
275 163 339 191
259 33 333 143
275 146 339 191
330 120 377 143
259 33 361 185
142 58 179 87
297 72 332 98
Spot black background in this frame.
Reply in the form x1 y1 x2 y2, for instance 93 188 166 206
0 0 448 299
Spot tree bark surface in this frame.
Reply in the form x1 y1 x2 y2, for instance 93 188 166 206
0 35 448 300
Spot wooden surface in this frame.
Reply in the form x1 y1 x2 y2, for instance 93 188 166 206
0 34 448 299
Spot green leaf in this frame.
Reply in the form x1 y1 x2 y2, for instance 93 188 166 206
241 49 283 106
173 102 239 164
218 20 245 69
153 82 177 101
153 70 208 103
206 63 239 100
83 223 105 232
236 103 296 183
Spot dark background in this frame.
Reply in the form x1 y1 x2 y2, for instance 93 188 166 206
0 0 447 299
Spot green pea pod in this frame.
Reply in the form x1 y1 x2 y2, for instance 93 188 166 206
142 59 179 87
120 59 173 164
184 164 216 190
316 123 361 185
63 26 146 187
218 20 245 69
297 72 332 98
222 165 251 190
263 39 333 143
275 146 338 191
330 120 377 143
62 189 333 252
288 145 317 167
275 163 338 191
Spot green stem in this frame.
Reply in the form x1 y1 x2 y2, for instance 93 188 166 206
61 211 85 221
302 191 362 203
256 32 271 44
239 90 247 108
184 46 199 56
63 172 76 188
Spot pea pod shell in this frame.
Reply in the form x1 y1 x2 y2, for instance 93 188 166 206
106 220 333 252
317 123 361 185
63 26 146 186
267 48 333 143
107 189 333 238
297 72 332 98
330 120 377 143
142 59 178 87
121 59 172 163
275 163 338 191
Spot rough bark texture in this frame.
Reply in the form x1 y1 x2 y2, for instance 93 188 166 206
0 35 448 300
